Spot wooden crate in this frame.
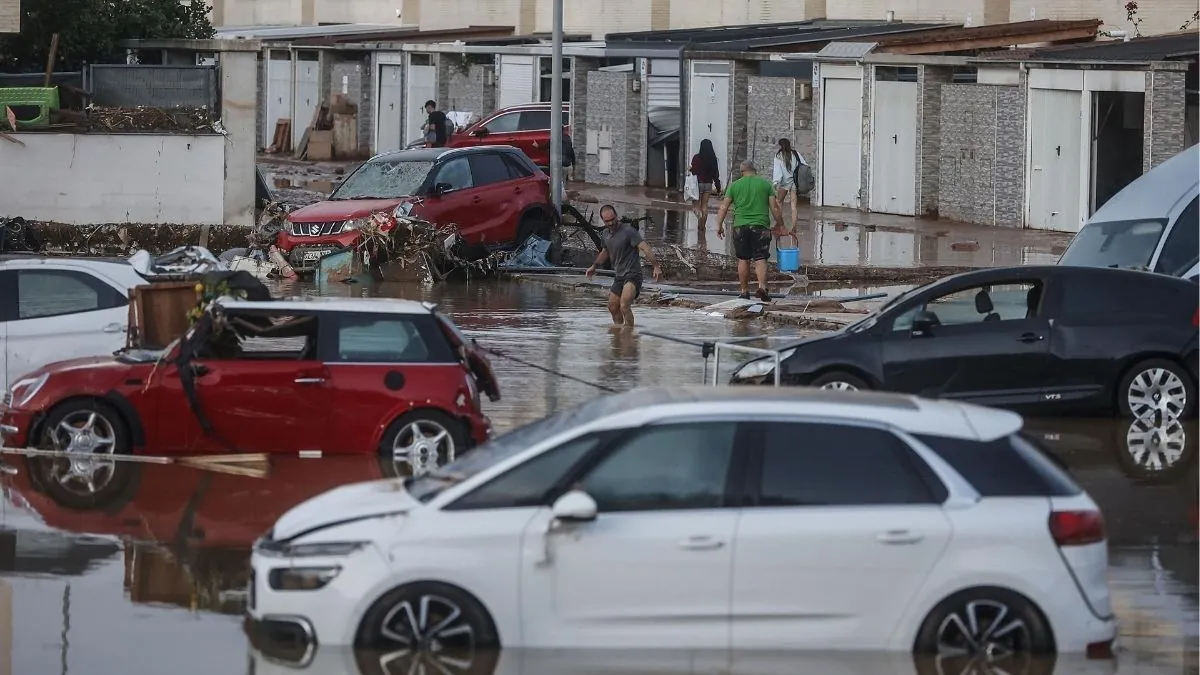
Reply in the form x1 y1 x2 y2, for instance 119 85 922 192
128 282 198 349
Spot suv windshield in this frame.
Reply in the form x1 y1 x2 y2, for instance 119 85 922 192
404 399 603 503
1058 219 1166 271
330 159 434 200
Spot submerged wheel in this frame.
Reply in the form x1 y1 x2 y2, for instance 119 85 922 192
914 587 1054 672
1118 358 1195 420
354 582 499 675
515 211 553 247
809 371 870 392
377 410 467 478
31 399 135 510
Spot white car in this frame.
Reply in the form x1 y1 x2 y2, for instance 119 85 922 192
1 256 143 392
247 387 1116 666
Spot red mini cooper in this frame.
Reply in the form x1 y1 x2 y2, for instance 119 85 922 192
0 297 499 477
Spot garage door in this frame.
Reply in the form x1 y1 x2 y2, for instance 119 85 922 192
689 62 731 185
820 77 862 209
376 64 404 154
264 52 292 144
499 55 534 109
292 53 320 149
869 80 918 216
1027 88 1083 231
406 55 437 146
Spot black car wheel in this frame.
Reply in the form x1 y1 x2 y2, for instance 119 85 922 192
1118 358 1196 420
29 399 136 510
914 587 1054 671
377 410 467 478
810 371 870 392
354 581 500 675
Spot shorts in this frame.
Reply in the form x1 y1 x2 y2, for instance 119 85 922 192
698 182 714 195
733 226 772 262
610 276 643 299
773 177 794 193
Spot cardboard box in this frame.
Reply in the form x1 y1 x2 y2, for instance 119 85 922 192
308 130 333 161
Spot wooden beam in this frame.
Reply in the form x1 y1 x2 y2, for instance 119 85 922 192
880 26 1100 55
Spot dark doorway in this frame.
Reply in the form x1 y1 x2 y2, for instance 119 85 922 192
1090 91 1145 213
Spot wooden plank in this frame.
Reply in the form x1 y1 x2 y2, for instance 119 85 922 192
879 25 1101 55
292 101 324 160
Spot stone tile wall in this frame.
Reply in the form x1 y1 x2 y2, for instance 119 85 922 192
584 71 642 187
938 83 1025 227
727 60 756 173
915 65 952 216
745 76 814 179
439 58 496 125
329 53 373 157
255 53 266 150
1144 69 1187 172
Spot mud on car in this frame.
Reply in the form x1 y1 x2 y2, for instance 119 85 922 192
0 296 500 507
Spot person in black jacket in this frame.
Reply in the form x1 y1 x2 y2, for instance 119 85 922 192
423 100 448 148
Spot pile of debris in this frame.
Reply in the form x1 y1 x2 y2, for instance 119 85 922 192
271 94 362 161
86 105 224 134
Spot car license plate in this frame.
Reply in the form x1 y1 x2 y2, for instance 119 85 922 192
302 249 333 262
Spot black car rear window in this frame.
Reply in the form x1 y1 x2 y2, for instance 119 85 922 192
915 433 1082 497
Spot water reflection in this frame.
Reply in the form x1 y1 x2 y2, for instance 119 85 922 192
634 209 1070 269
248 646 1112 675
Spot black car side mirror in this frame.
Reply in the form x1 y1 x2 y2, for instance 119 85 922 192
472 128 489 137
911 310 939 337
432 182 453 197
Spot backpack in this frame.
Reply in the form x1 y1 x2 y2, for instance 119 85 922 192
791 152 814 193
444 117 456 138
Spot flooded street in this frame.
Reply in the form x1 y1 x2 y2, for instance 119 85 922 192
1 279 1196 675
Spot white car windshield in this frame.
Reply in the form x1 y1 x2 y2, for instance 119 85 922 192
329 159 434 200
1058 219 1165 271
405 399 601 503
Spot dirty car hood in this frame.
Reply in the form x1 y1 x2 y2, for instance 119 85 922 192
270 479 419 541
289 199 406 223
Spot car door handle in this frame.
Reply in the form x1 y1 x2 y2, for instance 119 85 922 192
1016 333 1044 343
877 530 924 545
678 536 725 551
513 186 522 194
294 377 325 384
102 323 126 333
472 196 481 203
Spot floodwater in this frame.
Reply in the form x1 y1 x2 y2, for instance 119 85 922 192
1 279 1196 675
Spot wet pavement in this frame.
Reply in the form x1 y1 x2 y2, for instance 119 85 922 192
1 279 1196 675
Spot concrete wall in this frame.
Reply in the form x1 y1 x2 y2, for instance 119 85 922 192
1 134 227 225
745 76 814 178
1144 69 1188 172
937 84 1026 227
584 71 642 187
221 50 259 226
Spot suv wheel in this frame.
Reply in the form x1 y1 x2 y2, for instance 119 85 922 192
914 587 1054 665
810 371 869 391
378 410 468 478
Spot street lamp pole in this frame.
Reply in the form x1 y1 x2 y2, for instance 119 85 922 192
549 0 564 213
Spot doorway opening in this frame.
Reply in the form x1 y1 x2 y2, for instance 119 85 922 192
1090 90 1145 213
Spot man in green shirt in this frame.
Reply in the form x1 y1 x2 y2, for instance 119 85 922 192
715 160 788 301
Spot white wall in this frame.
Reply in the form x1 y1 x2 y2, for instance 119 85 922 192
0 134 226 225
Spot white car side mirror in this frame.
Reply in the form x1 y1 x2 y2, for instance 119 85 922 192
551 490 597 523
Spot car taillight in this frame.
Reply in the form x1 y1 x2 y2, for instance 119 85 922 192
1049 510 1105 546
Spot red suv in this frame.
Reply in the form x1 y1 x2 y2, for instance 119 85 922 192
0 297 499 475
277 146 554 273
446 102 571 169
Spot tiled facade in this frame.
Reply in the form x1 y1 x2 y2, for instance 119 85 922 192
329 53 374 156
1144 69 1187 172
915 66 953 216
439 59 497 124
727 60 757 171
936 83 1026 227
745 76 815 176
584 71 643 187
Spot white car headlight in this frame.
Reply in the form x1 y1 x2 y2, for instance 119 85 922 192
732 348 796 381
277 541 368 558
8 373 48 408
341 219 361 232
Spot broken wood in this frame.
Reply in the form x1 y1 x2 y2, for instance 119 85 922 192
292 101 325 160
43 33 59 88
269 118 291 153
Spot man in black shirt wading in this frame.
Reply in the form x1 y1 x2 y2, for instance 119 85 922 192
586 205 662 328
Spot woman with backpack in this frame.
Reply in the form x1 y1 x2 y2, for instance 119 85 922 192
771 138 809 231
688 139 721 230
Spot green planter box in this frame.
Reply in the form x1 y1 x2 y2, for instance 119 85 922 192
0 87 61 129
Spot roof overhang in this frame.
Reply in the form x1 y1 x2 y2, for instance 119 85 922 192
119 38 263 52
874 19 1102 55
968 57 1190 71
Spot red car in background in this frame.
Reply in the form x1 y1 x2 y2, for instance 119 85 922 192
277 146 555 273
446 102 571 170
0 297 499 505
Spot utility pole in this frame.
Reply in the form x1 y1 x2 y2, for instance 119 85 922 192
549 0 564 213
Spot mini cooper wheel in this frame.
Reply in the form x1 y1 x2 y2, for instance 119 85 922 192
30 399 135 510
378 410 468 478
354 582 499 675
1118 359 1196 420
810 371 870 392
915 587 1054 673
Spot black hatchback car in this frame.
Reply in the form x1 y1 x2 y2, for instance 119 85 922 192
730 266 1199 418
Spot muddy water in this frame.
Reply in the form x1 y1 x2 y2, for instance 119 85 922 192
1 279 1196 675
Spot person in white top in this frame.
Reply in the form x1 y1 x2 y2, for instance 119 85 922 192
771 138 807 232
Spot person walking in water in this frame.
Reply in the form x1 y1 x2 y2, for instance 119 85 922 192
586 205 662 328
688 139 721 230
771 138 807 231
715 160 786 302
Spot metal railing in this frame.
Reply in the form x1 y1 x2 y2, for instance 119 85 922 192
641 331 784 387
